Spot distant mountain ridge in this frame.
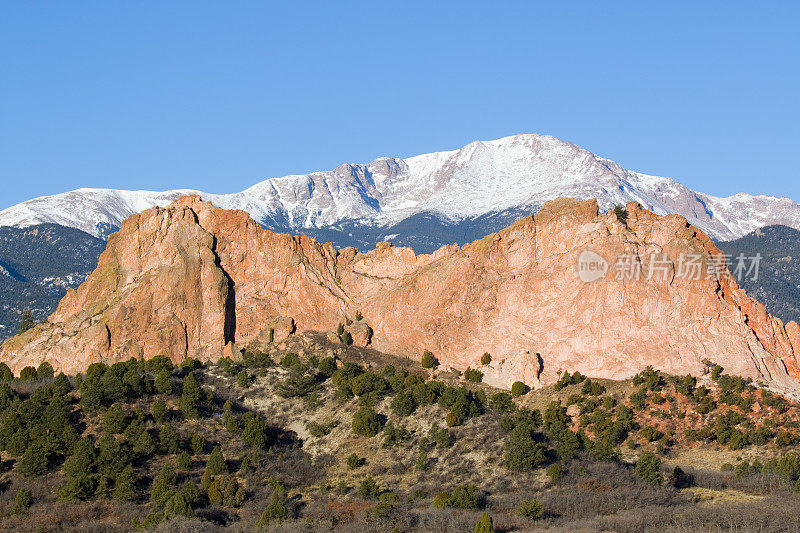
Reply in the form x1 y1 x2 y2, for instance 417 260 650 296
718 225 800 326
2 134 800 250
0 224 105 339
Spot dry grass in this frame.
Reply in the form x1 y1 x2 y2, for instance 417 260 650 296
685 487 765 504
6 333 800 531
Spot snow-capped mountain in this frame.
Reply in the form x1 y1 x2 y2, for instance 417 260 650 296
2 134 799 246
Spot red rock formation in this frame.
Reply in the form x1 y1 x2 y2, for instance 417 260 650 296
2 195 799 394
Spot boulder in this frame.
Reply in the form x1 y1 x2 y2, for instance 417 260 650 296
222 341 243 363
247 317 296 353
345 321 373 347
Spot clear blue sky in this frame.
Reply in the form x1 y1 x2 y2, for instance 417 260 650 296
1 2 798 210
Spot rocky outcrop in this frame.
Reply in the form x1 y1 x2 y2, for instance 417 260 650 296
222 342 243 364
2 195 800 394
345 321 373 348
0 203 231 372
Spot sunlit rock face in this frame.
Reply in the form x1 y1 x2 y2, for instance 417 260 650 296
3 195 799 395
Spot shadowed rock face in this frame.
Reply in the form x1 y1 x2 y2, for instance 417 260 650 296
3 195 800 393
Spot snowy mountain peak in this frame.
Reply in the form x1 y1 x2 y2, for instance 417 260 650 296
1 133 799 243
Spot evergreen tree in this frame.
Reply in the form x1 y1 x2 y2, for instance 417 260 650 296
207 479 223 503
214 476 246 507
241 415 270 449
10 488 31 515
133 430 156 457
151 399 168 423
256 485 288 526
145 355 174 375
103 403 127 434
614 205 628 225
19 366 37 381
190 432 206 455
224 413 240 433
516 498 544 519
154 370 173 395
0 386 15 417
51 373 72 397
179 481 201 506
6 427 30 457
59 473 99 501
0 363 12 382
151 462 177 508
59 435 99 501
464 367 483 383
373 491 399 518
415 444 428 471
36 361 54 380
634 452 663 484
79 377 105 412
449 485 480 509
96 433 130 478
206 445 227 475
163 492 193 518
43 395 74 453
474 512 494 533
159 423 181 454
421 350 438 369
504 422 547 471
390 391 416 417
95 475 111 499
100 370 127 403
412 382 436 406
122 368 144 397
201 467 213 491
19 310 36 333
123 418 145 443
18 439 48 477
352 406 383 437
357 476 380 500
180 372 203 418
346 453 363 469
236 369 249 388
177 451 192 470
511 381 529 396
546 463 563 483
63 437 96 478
113 464 137 501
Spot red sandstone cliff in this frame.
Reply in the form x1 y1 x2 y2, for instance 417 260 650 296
2 195 799 393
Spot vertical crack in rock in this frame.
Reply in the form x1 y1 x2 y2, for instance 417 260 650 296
536 352 544 380
210 235 236 344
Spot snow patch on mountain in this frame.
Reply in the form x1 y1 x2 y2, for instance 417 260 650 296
1 134 798 242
